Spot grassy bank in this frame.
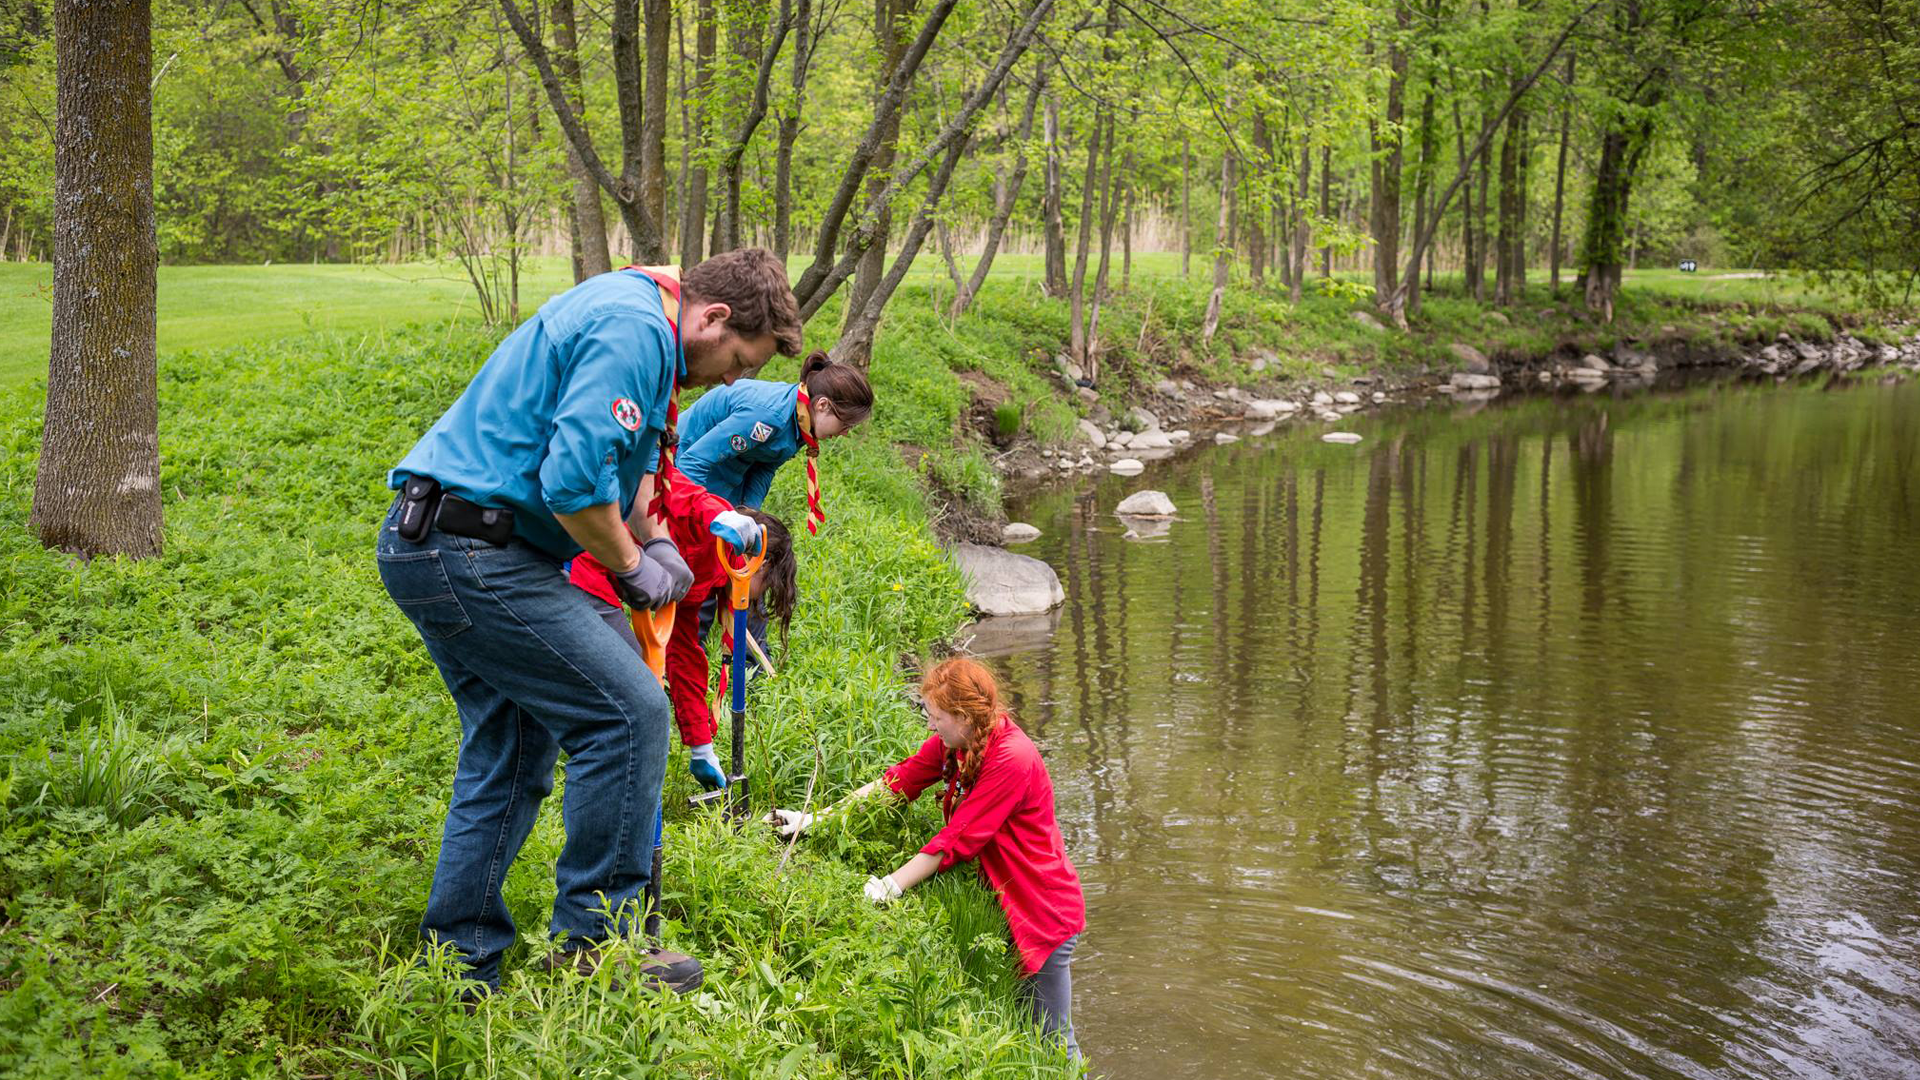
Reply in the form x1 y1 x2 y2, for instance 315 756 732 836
2 259 1907 1076
0 315 1085 1076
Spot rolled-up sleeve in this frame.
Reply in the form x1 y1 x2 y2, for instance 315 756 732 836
918 755 1028 872
883 736 948 801
539 313 671 515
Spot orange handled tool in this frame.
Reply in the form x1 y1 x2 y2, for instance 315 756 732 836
627 604 676 688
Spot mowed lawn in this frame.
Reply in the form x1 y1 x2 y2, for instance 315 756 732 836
0 254 1818 390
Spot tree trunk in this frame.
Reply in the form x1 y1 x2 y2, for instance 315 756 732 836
1581 125 1633 320
1201 118 1236 344
954 66 1044 318
1043 93 1068 295
1550 51 1573 293
1495 100 1521 305
1120 147 1134 292
1514 106 1529 291
642 0 670 240
1249 112 1270 287
1291 138 1311 302
552 0 610 280
1068 110 1105 367
773 0 815 261
711 0 793 255
1181 132 1192 278
680 0 716 265
846 0 917 323
1087 123 1121 380
1406 76 1436 315
35 0 161 558
832 134 970 365
1370 3 1409 303
1320 143 1331 277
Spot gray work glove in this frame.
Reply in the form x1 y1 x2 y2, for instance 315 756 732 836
611 553 673 610
644 536 695 603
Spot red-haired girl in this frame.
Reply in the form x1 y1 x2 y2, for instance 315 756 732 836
769 657 1086 1059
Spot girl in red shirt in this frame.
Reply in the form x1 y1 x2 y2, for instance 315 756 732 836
769 658 1086 1060
570 466 797 789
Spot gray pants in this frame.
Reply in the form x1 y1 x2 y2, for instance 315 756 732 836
1023 934 1080 1060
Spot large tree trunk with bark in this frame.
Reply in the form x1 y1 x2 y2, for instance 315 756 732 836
846 0 917 322
551 0 610 280
35 0 161 558
711 0 793 254
1043 93 1068 295
1580 122 1646 320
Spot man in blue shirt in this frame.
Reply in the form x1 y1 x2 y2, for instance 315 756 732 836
376 248 803 994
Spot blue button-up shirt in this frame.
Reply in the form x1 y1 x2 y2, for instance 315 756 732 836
673 378 802 509
390 269 683 560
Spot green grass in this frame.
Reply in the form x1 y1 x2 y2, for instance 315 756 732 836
0 318 1080 1077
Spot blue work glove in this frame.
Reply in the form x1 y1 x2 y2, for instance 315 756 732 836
709 510 762 556
688 742 728 791
643 536 694 603
611 552 674 610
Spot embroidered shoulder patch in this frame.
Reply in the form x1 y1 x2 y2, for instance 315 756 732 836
730 434 749 452
749 421 775 443
610 398 642 432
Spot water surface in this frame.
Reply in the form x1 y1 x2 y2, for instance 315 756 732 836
985 379 1920 1079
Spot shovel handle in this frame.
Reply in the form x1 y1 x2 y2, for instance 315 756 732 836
715 537 765 612
627 603 676 688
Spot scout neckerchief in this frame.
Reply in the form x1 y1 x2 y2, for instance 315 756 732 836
620 264 683 523
793 387 826 535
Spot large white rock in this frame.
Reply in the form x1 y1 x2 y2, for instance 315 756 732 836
1168 429 1192 444
1244 398 1298 420
1450 343 1492 373
1109 458 1145 475
1115 490 1177 517
1565 366 1609 382
1450 372 1502 391
1130 430 1175 450
1002 522 1041 544
1076 419 1107 448
1214 432 1240 444
1129 406 1160 431
1109 430 1133 448
950 544 1065 617
1322 431 1364 444
1311 391 1335 407
1334 390 1362 405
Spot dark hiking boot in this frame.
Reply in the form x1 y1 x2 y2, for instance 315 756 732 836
536 943 704 994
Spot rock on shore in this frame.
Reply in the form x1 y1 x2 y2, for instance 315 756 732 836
950 543 1064 616
1115 490 1177 517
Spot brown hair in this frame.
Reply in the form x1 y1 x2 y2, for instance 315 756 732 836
744 509 797 645
682 248 804 357
799 351 874 425
918 657 1007 792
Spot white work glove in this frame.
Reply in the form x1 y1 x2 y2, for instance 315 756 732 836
766 808 815 837
709 510 763 556
863 874 903 904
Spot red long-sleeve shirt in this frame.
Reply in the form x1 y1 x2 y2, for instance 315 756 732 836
884 718 1086 976
570 466 736 747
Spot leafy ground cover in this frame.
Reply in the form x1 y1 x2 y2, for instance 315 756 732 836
0 315 1081 1077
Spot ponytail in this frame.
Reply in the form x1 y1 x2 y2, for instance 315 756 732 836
799 351 873 425
744 509 797 647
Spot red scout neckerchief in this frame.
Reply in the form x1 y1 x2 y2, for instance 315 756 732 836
621 264 682 524
793 387 826 534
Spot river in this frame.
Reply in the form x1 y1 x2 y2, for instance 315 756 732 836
979 378 1920 1079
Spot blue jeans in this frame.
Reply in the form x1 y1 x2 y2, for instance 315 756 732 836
376 499 670 986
